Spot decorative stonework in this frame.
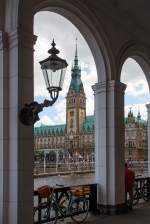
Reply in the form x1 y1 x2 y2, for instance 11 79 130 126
8 29 37 49
0 31 8 50
92 81 106 94
146 104 150 110
92 80 126 95
107 80 126 93
125 109 147 161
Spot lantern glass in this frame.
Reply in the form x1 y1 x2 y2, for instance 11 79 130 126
40 40 68 92
42 59 67 91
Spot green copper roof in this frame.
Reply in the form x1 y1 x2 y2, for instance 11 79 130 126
34 113 147 137
134 117 147 127
125 110 147 127
34 124 66 136
34 116 95 136
82 115 94 132
69 40 84 93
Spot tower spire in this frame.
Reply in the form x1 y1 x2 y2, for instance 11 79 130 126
137 106 141 120
75 38 78 57
74 38 78 66
69 39 83 93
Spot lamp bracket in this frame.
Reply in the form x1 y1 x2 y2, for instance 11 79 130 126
19 99 55 126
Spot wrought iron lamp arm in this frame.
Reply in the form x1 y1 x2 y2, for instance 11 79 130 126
19 97 58 126
19 39 67 126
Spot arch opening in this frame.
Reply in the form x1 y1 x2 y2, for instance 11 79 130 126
2 1 116 222
33 3 109 83
121 56 150 174
33 11 98 185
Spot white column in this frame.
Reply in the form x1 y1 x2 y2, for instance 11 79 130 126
6 29 36 224
92 80 126 213
0 31 9 224
146 104 150 175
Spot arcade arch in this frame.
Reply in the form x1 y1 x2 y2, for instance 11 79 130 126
1 1 112 223
119 45 150 176
1 0 147 223
117 42 150 88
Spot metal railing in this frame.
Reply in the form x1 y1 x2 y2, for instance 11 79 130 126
132 176 150 206
127 161 148 176
34 159 148 177
34 161 95 176
33 176 150 223
34 183 97 223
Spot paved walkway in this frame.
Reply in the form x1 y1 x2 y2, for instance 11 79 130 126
62 202 150 224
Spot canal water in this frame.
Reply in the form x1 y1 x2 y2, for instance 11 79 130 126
34 173 95 189
34 171 148 190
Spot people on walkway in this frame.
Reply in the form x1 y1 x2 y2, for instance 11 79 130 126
125 162 135 209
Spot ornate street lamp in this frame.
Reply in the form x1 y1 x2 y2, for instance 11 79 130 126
19 39 68 125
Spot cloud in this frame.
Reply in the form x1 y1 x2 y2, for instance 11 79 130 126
35 115 55 127
34 12 149 125
34 11 97 125
121 58 149 97
34 11 97 99
86 96 95 115
125 80 149 97
53 98 66 124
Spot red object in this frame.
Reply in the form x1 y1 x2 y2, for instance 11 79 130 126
125 167 135 193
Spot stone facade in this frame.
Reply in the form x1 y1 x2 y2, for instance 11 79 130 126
125 110 148 161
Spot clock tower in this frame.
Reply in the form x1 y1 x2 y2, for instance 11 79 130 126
66 41 86 135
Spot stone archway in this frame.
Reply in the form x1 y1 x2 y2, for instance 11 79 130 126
117 41 150 87
1 1 150 223
1 1 115 223
32 1 127 214
33 0 113 82
117 41 150 177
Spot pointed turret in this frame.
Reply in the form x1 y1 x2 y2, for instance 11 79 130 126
128 108 133 118
74 38 78 66
69 39 84 93
137 109 141 120
127 108 135 123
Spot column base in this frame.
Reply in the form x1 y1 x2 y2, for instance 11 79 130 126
98 203 128 215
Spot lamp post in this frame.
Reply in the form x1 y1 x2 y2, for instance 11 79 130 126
19 39 68 125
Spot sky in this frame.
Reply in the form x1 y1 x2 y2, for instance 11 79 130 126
34 11 149 127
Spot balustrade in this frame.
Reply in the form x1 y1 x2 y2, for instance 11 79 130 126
34 183 97 223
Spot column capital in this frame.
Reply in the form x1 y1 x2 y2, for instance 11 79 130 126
0 31 8 50
92 80 126 95
92 81 106 94
108 80 126 92
8 28 37 49
146 104 150 110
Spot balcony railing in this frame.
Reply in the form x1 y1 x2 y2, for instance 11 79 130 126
34 161 95 176
34 183 97 223
34 176 150 223
132 176 150 206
